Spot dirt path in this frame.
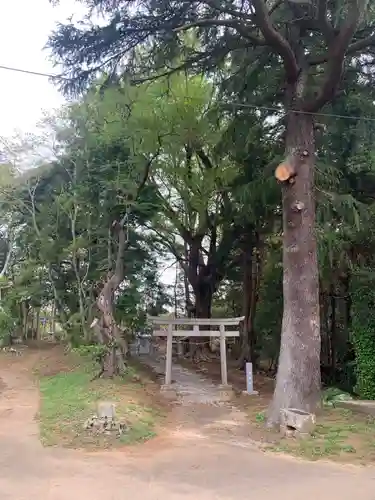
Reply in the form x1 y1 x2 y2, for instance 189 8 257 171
1 350 375 500
142 353 253 442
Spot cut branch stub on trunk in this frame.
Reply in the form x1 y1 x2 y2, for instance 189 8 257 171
275 160 296 183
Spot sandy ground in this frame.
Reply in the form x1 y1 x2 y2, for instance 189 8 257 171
1 350 375 500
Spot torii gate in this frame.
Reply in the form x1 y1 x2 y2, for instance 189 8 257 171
148 316 244 386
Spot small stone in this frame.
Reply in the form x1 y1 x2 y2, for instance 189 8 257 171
84 411 127 438
84 416 97 429
97 401 116 420
118 421 128 435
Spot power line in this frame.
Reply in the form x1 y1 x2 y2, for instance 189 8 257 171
223 102 375 123
0 64 63 79
1 62 375 122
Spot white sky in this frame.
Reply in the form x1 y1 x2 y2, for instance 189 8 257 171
0 0 177 287
0 0 84 139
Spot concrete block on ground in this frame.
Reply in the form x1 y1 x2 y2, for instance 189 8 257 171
335 400 375 417
218 384 235 401
280 408 316 438
240 389 259 398
160 384 177 400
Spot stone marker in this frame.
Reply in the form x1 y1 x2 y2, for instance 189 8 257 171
280 408 316 438
84 401 127 436
97 401 116 421
218 384 235 401
242 363 259 396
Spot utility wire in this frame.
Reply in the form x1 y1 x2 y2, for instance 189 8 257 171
1 62 375 122
0 64 64 79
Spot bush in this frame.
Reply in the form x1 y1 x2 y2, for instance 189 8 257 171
0 306 16 346
322 387 353 407
73 344 108 366
351 270 375 399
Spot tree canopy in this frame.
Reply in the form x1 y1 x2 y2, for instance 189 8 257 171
2 0 375 428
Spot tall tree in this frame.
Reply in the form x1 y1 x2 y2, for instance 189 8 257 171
48 0 375 423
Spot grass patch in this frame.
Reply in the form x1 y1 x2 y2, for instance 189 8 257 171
241 395 375 463
38 355 166 449
284 409 375 462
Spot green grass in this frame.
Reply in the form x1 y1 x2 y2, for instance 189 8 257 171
240 393 375 463
264 409 375 462
38 360 164 449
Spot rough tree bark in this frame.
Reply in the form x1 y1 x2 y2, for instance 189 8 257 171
92 221 128 378
239 236 261 368
90 153 158 377
188 280 214 361
182 236 217 361
250 0 367 427
268 109 321 424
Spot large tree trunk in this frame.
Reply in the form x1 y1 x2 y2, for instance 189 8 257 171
188 282 213 361
92 223 128 378
21 301 28 340
91 152 156 376
195 284 212 319
239 242 260 368
268 110 321 426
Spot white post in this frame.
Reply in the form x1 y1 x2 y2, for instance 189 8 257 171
219 324 228 386
165 323 173 385
246 362 254 393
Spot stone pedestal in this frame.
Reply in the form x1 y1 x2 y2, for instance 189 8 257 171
241 389 259 397
160 384 177 400
218 384 235 401
280 408 316 438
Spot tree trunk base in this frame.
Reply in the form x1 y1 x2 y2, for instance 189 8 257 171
185 343 213 363
95 346 127 379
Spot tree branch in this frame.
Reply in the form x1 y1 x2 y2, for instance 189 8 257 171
119 148 160 227
317 0 335 44
308 32 375 64
196 149 214 169
251 0 299 82
268 0 283 17
174 18 266 45
157 194 194 244
347 32 375 53
203 0 253 19
303 2 367 112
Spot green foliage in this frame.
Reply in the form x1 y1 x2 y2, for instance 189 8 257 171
74 344 108 367
254 252 283 365
0 306 15 345
322 387 353 407
351 271 375 399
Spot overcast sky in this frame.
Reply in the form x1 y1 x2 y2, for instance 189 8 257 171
0 0 83 139
0 1 177 287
